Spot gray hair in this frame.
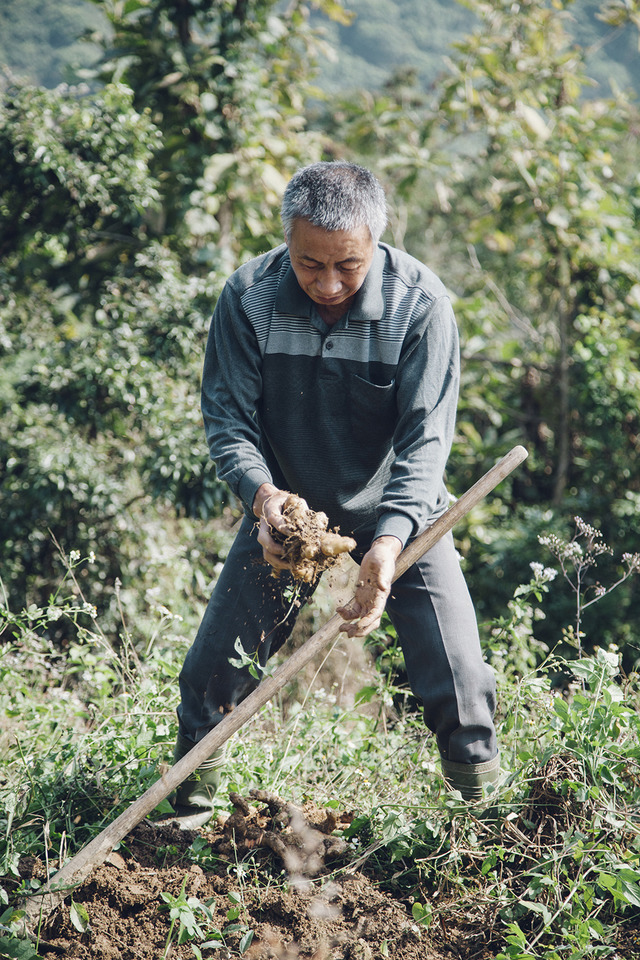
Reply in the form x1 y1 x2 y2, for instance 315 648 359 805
281 161 387 243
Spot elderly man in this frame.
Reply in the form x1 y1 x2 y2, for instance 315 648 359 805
172 161 498 826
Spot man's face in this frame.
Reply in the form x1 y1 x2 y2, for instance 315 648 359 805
287 218 375 315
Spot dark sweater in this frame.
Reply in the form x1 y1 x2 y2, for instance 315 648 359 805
201 242 459 548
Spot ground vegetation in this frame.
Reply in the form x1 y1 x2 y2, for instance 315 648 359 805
1 531 639 958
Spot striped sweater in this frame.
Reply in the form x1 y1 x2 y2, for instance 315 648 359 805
201 242 459 548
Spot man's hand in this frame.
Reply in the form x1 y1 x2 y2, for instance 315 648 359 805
252 483 308 574
337 535 402 638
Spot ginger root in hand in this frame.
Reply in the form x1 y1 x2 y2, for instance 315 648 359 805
271 494 357 583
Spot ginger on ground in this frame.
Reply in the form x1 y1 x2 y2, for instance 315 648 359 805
270 494 357 583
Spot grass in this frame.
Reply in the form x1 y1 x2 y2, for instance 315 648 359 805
1 521 640 958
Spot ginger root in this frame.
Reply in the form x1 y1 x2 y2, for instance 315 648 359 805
271 494 357 583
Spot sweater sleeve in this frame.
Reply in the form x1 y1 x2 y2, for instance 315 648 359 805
374 295 459 544
201 282 273 514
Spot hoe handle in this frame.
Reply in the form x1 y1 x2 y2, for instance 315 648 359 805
23 444 528 928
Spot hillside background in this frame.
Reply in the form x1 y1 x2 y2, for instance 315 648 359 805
1 0 638 98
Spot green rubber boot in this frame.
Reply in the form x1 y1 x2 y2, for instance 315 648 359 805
440 754 500 803
170 733 224 830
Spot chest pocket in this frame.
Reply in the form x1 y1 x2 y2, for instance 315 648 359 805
348 374 397 462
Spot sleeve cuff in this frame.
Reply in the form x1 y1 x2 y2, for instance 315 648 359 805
373 513 415 549
238 467 274 515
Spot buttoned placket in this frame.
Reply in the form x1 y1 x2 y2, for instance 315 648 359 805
309 306 350 359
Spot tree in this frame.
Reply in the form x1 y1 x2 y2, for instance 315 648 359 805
320 0 640 650
0 82 217 621
433 0 640 504
0 1 347 631
83 0 351 264
434 0 640 648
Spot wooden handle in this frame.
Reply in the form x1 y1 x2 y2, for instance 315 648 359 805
394 444 528 579
23 444 528 927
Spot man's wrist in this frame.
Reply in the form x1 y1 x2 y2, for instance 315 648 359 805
372 534 403 561
374 512 413 549
252 482 279 518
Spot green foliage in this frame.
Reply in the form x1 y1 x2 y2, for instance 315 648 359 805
435 0 640 505
0 80 199 613
83 0 333 257
0 81 161 283
486 650 640 959
539 516 640 658
0 227 226 615
322 609 640 960
326 0 640 649
0 554 187 879
161 877 254 960
0 926 42 960
0 1 340 621
160 883 255 956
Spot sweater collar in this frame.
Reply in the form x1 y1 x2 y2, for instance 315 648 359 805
274 244 386 321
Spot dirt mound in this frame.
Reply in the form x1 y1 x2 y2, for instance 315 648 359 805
21 794 449 959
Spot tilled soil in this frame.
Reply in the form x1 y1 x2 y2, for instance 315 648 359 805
18 793 453 960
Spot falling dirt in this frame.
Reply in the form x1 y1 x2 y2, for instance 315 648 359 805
15 793 453 960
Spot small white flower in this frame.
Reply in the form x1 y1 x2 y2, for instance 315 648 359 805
529 561 557 582
69 549 81 563
574 516 602 540
569 542 583 557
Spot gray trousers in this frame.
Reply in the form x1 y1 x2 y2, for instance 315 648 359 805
177 516 497 765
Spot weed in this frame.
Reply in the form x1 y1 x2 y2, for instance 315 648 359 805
0 884 43 958
228 582 306 681
160 882 254 958
411 900 432 927
308 521 640 958
68 899 90 934
160 877 209 954
539 515 640 658
228 636 272 682
486 561 557 679
0 550 185 877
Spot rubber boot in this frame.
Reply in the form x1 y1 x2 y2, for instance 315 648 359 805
170 732 224 830
440 754 500 803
